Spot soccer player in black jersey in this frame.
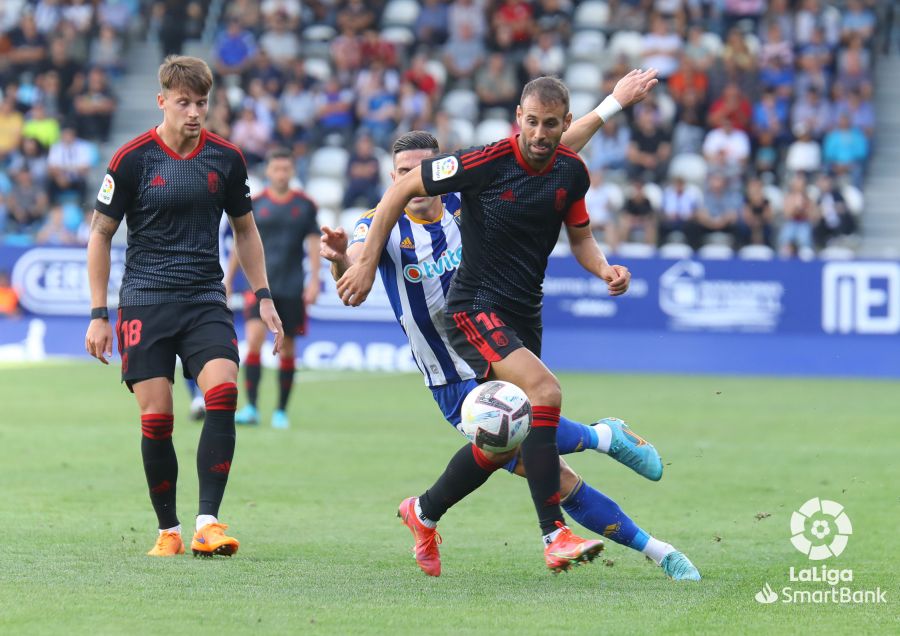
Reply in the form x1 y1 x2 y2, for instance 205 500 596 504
226 147 320 429
84 56 283 558
337 74 677 574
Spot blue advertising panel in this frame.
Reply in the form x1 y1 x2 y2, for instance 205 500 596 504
1 246 898 378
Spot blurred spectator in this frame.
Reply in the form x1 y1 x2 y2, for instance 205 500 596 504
708 82 752 131
682 24 716 73
785 122 822 177
279 80 317 134
47 125 92 203
292 138 310 186
356 65 399 148
723 0 765 36
97 0 135 34
584 169 619 251
223 0 261 31
206 97 233 138
342 135 381 208
791 87 831 141
231 106 271 166
668 56 709 108
7 13 47 78
721 28 758 91
641 15 683 80
608 0 649 33
626 107 671 184
260 16 301 68
403 54 440 102
336 0 375 35
524 30 566 79
36 205 76 245
314 78 355 147
415 0 450 47
813 173 857 248
0 96 24 163
37 70 64 119
360 30 398 70
765 0 795 42
261 0 302 31
443 22 485 86
702 117 750 176
822 112 868 187
63 0 95 35
0 270 20 317
475 53 519 117
835 89 875 139
90 25 125 77
8 137 49 190
779 173 817 256
7 170 49 233
534 0 572 42
40 38 81 109
398 81 432 132
243 52 286 100
589 118 630 174
834 46 871 94
73 68 116 142
214 18 258 78
76 207 93 245
798 25 834 69
738 177 773 247
841 0 876 46
671 96 706 155
696 173 741 247
332 28 363 80
752 86 790 151
271 115 304 154
619 179 657 247
492 0 535 50
22 102 60 149
793 52 831 101
449 0 487 43
660 176 702 246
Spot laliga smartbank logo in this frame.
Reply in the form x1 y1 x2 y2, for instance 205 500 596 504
754 498 887 605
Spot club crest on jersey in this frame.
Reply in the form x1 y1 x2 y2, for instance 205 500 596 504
98 174 115 204
353 223 368 241
431 156 458 181
400 237 416 250
208 171 219 193
555 187 568 211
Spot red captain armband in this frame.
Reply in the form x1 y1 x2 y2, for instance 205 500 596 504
564 198 590 226
254 287 272 301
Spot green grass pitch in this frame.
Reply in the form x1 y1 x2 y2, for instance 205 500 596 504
0 362 896 634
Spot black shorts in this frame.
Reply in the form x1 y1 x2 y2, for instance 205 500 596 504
246 293 307 336
445 308 542 379
117 303 240 391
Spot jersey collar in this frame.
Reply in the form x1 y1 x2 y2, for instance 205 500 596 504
510 134 557 176
151 126 207 160
404 202 444 225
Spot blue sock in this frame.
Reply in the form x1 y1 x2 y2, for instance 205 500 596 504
186 378 201 398
556 415 599 454
562 479 649 551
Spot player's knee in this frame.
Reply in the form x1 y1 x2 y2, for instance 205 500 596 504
280 336 296 359
528 374 561 408
205 382 238 411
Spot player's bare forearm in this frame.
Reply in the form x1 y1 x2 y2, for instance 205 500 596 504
328 242 363 281
230 213 271 293
358 166 427 268
561 112 604 153
567 224 609 278
86 211 120 308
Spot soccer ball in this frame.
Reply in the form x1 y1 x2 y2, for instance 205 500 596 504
458 381 532 453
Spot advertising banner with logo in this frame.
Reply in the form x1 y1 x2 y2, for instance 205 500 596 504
1 246 897 377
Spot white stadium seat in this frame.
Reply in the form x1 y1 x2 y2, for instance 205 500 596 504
340 208 368 231
763 184 784 215
655 92 677 128
380 26 415 46
568 31 606 62
697 244 734 260
659 242 694 259
819 245 856 260
316 208 338 230
607 31 644 65
381 0 420 28
738 244 776 260
309 146 349 180
616 242 657 258
303 57 332 83
569 91 599 118
604 182 625 211
441 89 479 121
424 59 447 88
450 118 475 148
699 32 723 56
305 178 345 211
841 184 864 216
564 63 602 94
302 24 336 43
668 153 707 185
573 1 610 31
475 119 512 146
642 182 663 210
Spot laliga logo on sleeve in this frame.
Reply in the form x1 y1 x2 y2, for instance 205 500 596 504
790 497 852 560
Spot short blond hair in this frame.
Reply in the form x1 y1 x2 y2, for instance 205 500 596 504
158 55 213 96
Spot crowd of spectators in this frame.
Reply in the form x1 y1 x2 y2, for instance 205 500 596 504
0 0 893 260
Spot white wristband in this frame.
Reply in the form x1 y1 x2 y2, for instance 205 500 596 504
593 95 623 123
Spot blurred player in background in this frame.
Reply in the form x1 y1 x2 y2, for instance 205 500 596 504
226 147 320 429
84 55 283 558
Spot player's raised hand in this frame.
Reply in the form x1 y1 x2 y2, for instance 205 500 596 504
320 225 348 263
258 299 284 354
336 261 376 306
85 318 114 365
600 264 631 296
611 68 659 108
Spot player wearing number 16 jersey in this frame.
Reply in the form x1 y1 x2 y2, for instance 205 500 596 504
84 56 283 558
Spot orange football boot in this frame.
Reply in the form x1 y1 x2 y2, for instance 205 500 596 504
544 522 604 573
397 497 442 576
191 523 240 557
147 531 185 557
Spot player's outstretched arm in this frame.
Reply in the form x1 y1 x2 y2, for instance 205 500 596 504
85 211 121 364
231 212 284 354
566 223 631 296
320 225 366 282
561 68 659 152
336 165 428 306
304 232 321 306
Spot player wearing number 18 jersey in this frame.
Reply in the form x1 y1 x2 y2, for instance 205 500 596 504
84 56 283 558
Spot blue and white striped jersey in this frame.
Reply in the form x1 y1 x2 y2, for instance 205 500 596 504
350 194 475 387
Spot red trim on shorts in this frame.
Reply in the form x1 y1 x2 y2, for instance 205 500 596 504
471 445 501 472
109 132 153 171
204 382 238 411
141 413 174 439
151 126 207 161
453 312 502 362
532 405 561 428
